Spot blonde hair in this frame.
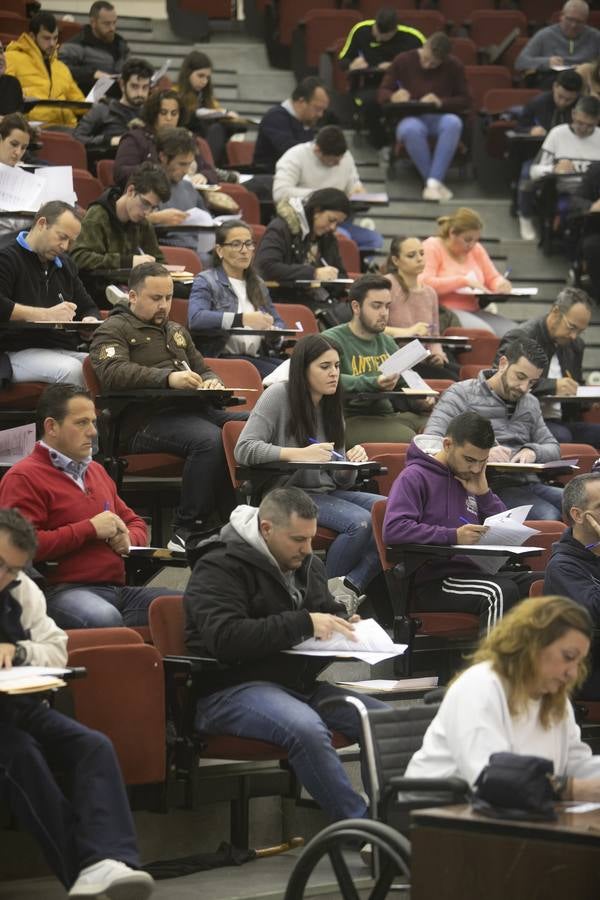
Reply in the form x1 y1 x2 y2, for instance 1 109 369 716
437 207 483 239
467 595 592 728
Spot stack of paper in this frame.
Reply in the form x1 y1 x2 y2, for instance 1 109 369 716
0 666 68 694
287 618 407 664
461 505 541 573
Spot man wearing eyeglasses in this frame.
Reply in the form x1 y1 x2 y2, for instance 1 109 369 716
497 288 600 449
515 0 600 89
71 161 169 308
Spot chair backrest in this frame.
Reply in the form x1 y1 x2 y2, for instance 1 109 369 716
371 498 389 570
482 88 541 116
273 302 319 335
277 0 336 46
226 140 256 167
469 9 527 49
557 443 598 475
148 592 187 656
464 65 512 111
196 135 215 168
390 9 445 36
82 355 101 399
222 418 246 489
67 626 144 652
68 642 166 784
159 244 202 275
169 296 189 326
252 222 267 252
449 37 477 66
204 356 264 410
367 703 440 788
358 0 416 14
523 520 566 572
336 232 360 274
497 35 529 73
529 579 544 597
58 19 82 41
4 0 27 15
438 0 494 22
362 444 408 496
0 12 27 34
218 183 261 224
73 169 103 210
299 9 362 68
96 158 115 188
459 363 487 380
39 131 88 170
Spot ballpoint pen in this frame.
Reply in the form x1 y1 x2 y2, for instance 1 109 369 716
309 438 345 461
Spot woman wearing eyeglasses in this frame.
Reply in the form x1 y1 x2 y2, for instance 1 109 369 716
188 220 286 376
421 207 516 337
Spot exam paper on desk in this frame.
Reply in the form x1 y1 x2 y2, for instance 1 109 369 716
286 618 407 664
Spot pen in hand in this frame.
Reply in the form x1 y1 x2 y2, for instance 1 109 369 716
309 438 345 461
458 516 470 525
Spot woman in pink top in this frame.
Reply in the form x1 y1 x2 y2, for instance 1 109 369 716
420 207 516 336
384 236 459 380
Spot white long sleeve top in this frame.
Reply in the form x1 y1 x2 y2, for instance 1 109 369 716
272 142 361 205
406 661 600 786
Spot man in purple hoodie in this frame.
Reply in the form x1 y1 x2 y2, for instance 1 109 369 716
383 411 536 632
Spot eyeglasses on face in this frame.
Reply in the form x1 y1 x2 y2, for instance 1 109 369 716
221 240 256 251
561 312 586 335
136 194 159 213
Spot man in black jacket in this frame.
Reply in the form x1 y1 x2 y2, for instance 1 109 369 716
497 287 600 447
0 201 100 387
253 77 330 173
59 0 129 96
517 69 582 135
185 487 389 821
73 57 153 157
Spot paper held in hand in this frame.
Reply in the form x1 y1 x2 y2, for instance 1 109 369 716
378 339 430 378
461 504 541 573
286 618 407 664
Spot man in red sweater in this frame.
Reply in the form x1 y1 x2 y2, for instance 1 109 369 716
377 31 470 201
0 383 175 628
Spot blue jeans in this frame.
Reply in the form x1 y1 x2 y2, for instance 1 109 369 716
311 490 382 591
546 419 600 451
194 681 389 821
396 113 463 182
130 408 247 529
496 481 563 521
0 701 139 888
337 221 384 253
44 583 178 629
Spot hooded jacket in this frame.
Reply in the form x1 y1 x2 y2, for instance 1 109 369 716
6 32 85 127
383 441 506 583
58 25 129 95
113 124 220 188
184 504 346 695
73 97 139 148
544 528 600 623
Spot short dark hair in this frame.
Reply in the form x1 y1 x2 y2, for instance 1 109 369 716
259 487 318 526
501 337 548 371
375 7 398 33
0 509 37 557
33 200 77 226
128 261 171 292
575 95 600 119
0 113 30 141
125 162 171 203
554 286 592 314
156 126 196 162
562 472 600 524
446 411 495 450
30 11 57 35
428 31 451 61
303 187 351 222
292 76 328 103
37 384 92 433
348 273 391 306
315 125 347 157
120 57 154 85
142 89 182 131
556 69 583 93
90 0 114 16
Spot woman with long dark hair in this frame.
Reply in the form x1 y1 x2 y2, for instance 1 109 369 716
235 334 382 595
384 235 459 381
188 220 286 376
177 50 243 166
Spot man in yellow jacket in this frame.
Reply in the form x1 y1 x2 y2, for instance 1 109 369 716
6 11 86 128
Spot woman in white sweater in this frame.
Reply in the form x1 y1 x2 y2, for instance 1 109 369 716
235 333 382 596
407 595 600 800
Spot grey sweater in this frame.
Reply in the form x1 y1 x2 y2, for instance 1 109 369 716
516 23 600 72
424 370 560 462
234 381 355 492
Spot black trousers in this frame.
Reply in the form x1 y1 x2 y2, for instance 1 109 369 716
414 569 537 633
0 699 140 888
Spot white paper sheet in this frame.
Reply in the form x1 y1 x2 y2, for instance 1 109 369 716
0 161 44 211
379 339 430 377
263 357 289 386
85 73 117 103
349 192 389 203
286 618 407 663
35 166 76 206
184 207 214 227
402 368 433 391
336 676 438 693
456 286 538 296
577 386 600 398
0 423 35 467
0 666 70 681
150 58 172 86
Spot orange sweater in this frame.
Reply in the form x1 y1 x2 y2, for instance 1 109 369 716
420 236 505 312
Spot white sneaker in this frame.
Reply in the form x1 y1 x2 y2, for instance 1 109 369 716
519 216 536 241
69 859 154 899
422 182 443 201
105 284 129 307
436 182 453 201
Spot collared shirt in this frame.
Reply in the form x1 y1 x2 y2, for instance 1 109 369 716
39 440 91 491
16 231 63 269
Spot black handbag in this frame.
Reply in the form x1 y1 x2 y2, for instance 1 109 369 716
473 752 557 821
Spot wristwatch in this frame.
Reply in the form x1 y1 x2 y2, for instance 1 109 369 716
12 643 27 666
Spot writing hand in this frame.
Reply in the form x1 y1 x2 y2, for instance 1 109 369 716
487 445 513 463
168 370 205 390
456 524 489 545
0 643 16 669
510 448 536 464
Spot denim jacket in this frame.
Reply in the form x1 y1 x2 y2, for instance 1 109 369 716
188 265 285 356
